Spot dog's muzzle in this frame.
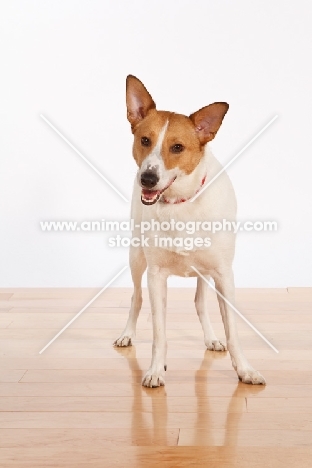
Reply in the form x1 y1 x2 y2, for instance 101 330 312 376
140 173 177 205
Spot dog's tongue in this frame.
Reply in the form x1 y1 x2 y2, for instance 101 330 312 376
141 188 161 205
142 189 159 200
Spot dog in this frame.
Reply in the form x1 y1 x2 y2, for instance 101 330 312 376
114 75 265 387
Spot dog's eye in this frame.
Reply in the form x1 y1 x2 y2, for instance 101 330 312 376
170 144 184 154
141 136 151 147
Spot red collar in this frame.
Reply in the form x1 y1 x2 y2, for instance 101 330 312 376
161 175 206 204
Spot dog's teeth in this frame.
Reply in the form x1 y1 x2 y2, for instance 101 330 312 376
141 191 160 205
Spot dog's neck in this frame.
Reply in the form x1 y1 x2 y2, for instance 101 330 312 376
160 147 210 204
161 175 206 204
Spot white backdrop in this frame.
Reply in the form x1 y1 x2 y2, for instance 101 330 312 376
1 0 311 287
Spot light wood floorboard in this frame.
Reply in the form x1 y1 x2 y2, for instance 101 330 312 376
0 287 311 467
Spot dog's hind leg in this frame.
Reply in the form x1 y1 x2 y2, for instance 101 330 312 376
213 267 266 385
195 276 227 351
114 246 146 347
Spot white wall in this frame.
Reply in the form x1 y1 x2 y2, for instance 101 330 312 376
1 0 311 287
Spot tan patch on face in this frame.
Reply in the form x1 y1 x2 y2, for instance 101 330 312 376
132 110 203 174
132 110 169 167
161 113 203 174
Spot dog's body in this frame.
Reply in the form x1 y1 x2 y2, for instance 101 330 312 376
114 76 265 387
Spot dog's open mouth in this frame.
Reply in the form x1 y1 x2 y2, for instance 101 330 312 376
141 177 176 205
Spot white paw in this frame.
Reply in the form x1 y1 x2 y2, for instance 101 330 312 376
205 339 227 351
113 335 132 347
142 370 165 388
238 368 266 385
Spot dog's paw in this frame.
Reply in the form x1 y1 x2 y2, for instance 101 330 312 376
113 335 132 347
142 370 165 388
205 339 227 351
238 368 266 385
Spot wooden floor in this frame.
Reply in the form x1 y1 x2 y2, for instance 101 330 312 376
0 287 312 467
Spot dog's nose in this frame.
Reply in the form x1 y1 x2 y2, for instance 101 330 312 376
140 171 159 188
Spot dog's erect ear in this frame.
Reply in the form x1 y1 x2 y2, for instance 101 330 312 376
126 75 156 131
189 102 229 145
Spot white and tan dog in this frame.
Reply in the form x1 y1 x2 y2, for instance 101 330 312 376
114 75 265 387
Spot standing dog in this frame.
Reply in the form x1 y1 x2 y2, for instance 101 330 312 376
114 75 265 387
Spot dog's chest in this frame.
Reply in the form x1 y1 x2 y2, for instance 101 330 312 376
140 202 213 257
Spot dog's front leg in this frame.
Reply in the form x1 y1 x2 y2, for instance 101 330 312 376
213 268 266 385
142 267 168 388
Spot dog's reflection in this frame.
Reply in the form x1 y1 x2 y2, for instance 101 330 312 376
114 344 169 445
114 346 265 449
193 350 264 447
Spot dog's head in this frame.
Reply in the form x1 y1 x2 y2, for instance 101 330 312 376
126 75 228 205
